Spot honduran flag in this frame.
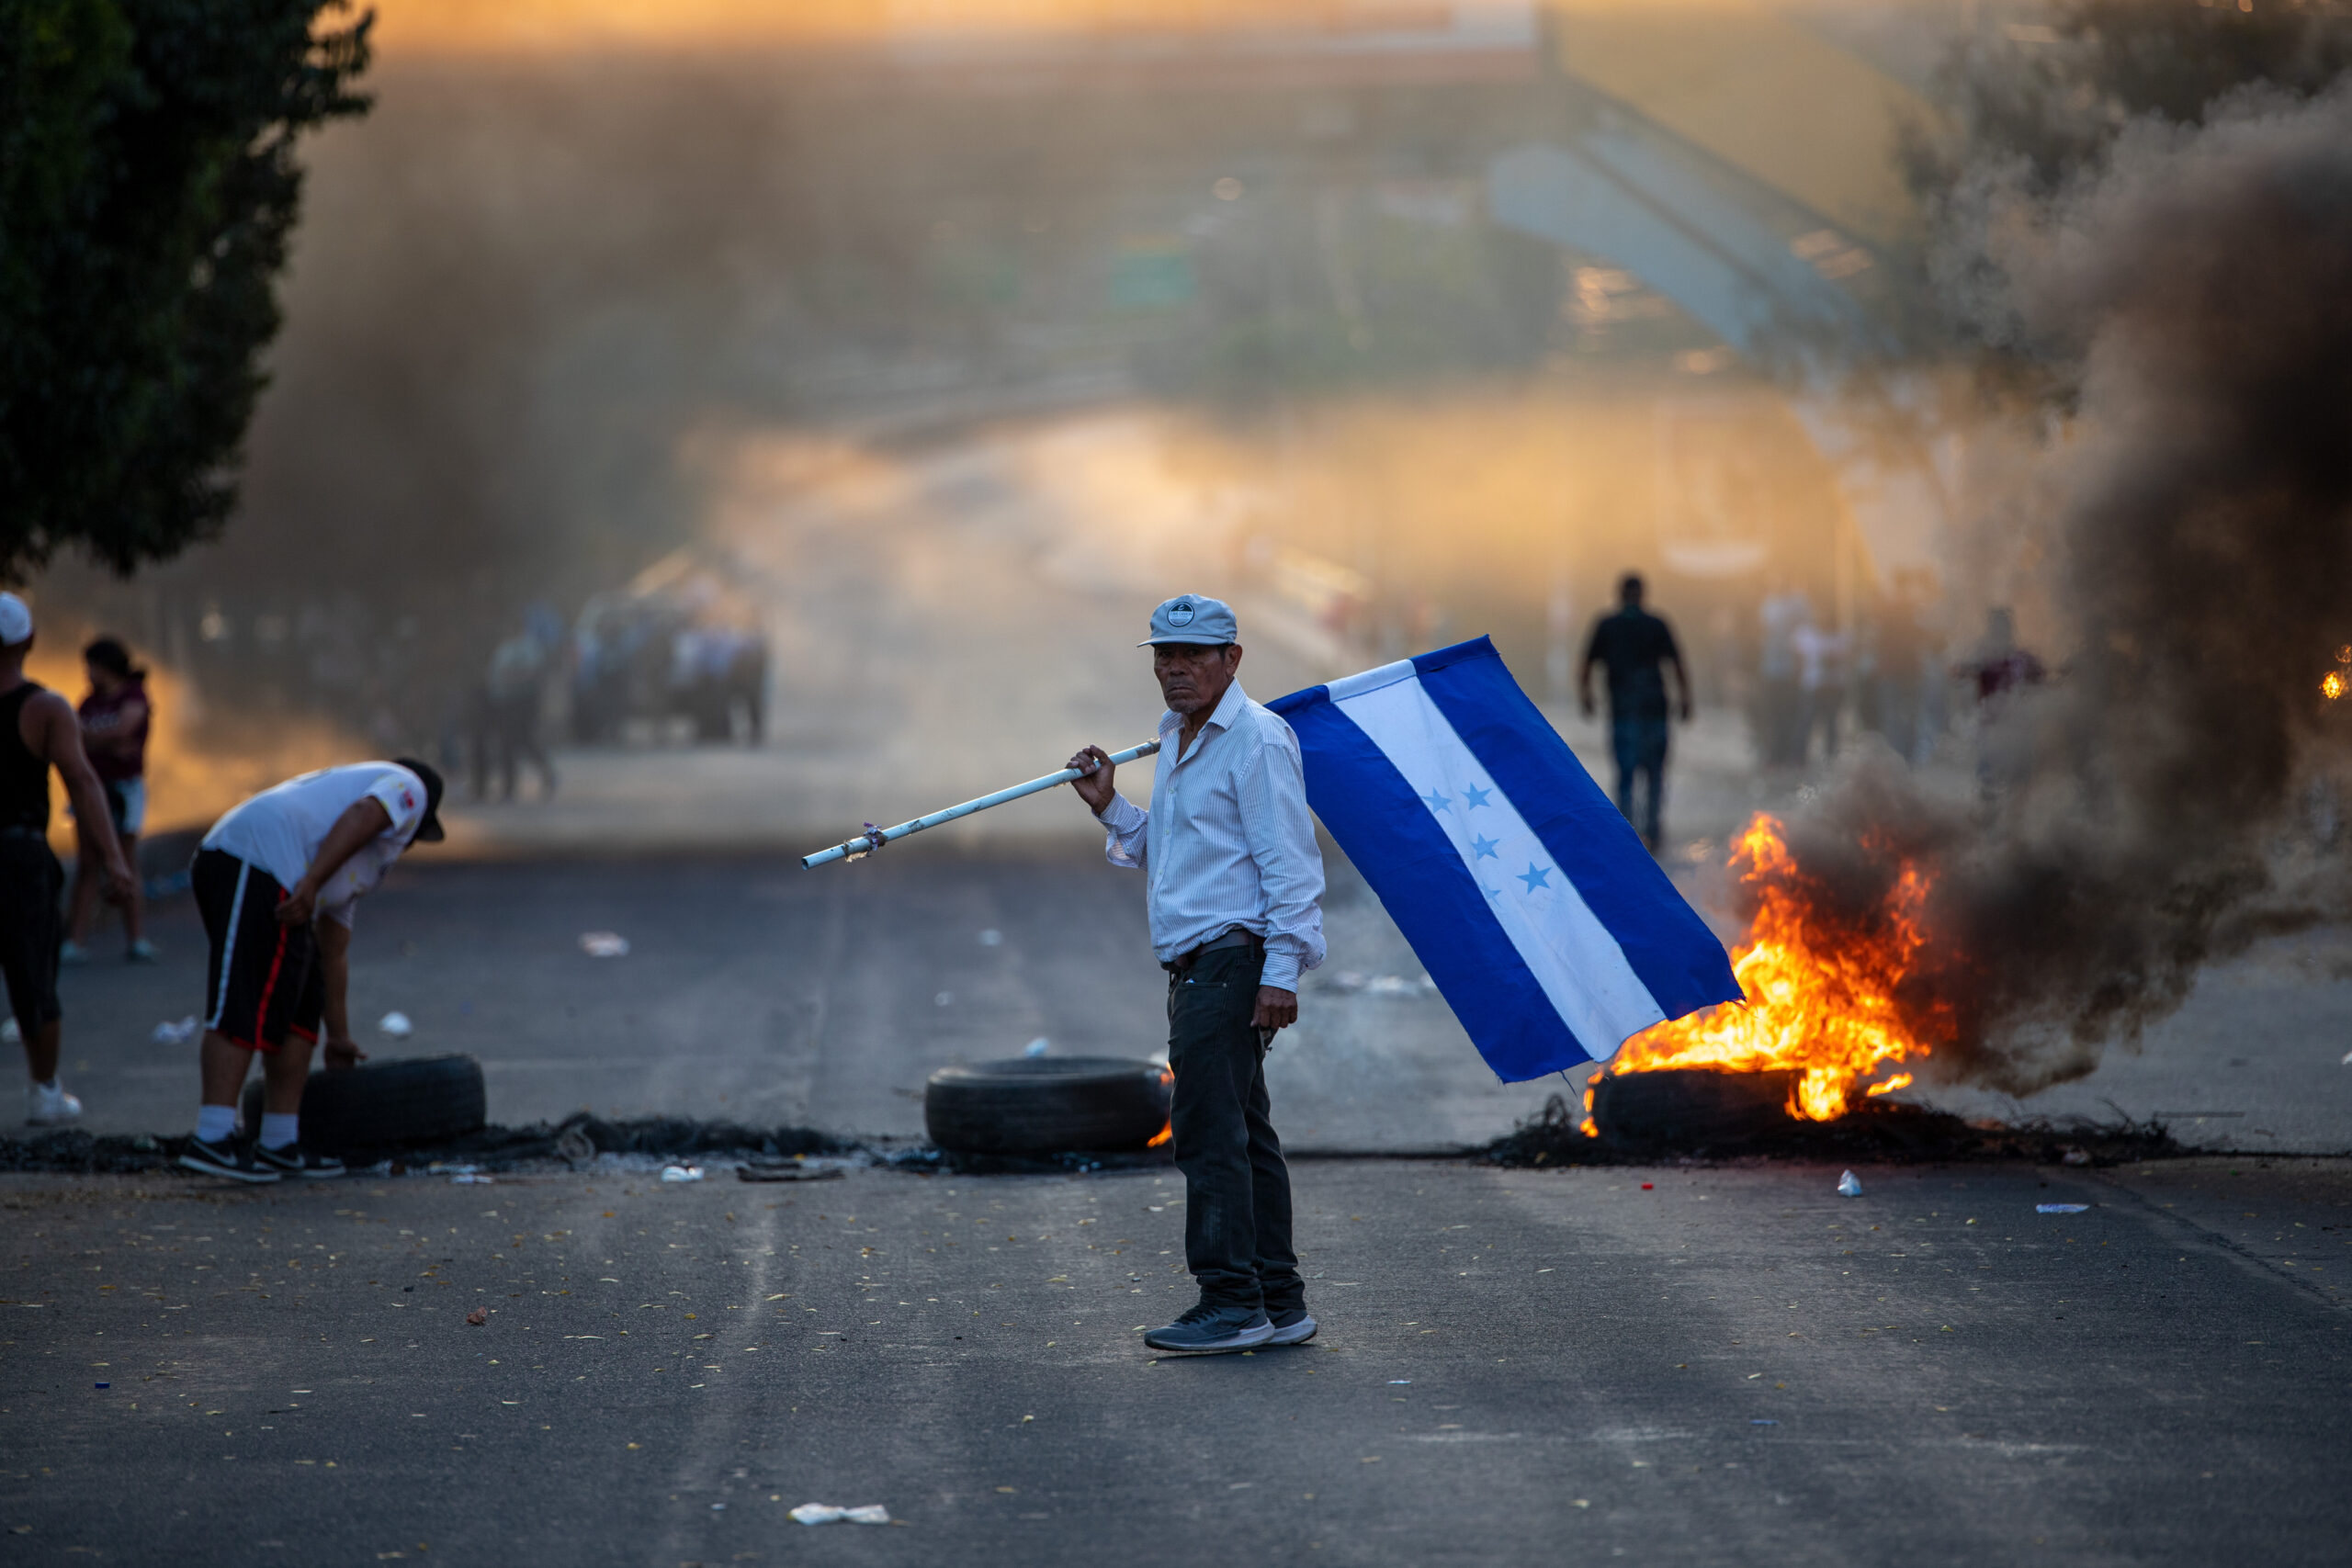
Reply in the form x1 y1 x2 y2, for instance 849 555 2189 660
1269 637 1741 1082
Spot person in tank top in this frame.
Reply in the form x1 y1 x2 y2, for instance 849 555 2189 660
0 594 135 1126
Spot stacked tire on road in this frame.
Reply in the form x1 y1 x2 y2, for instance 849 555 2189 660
923 1057 1172 1156
238 1055 488 1156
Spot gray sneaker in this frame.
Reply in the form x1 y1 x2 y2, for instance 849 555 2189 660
1266 1307 1317 1347
178 1135 279 1184
254 1142 345 1180
1145 1302 1274 1354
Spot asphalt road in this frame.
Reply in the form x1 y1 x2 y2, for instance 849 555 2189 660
4 1155 2347 1565
43 838 2352 1154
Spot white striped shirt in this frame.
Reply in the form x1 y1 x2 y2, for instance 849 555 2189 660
1094 681 1326 990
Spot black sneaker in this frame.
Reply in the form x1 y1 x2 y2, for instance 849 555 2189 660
254 1142 345 1180
1266 1307 1318 1347
178 1136 279 1184
1144 1302 1274 1354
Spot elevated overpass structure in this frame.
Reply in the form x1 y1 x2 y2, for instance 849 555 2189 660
874 0 1962 588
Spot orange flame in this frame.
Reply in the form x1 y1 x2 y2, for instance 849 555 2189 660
2324 671 2346 701
1596 815 1931 1124
1147 1065 1174 1146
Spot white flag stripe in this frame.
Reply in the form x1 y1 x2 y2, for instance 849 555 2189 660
1324 657 1418 704
1331 672 1668 1056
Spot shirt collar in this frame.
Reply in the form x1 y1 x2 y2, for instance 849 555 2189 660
1158 680 1250 744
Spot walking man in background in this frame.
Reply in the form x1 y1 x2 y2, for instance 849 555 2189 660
0 594 135 1125
484 626 558 802
1069 593 1326 1354
1756 577 1810 767
1580 572 1691 852
178 759 446 1181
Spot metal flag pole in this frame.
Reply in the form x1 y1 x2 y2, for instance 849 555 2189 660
800 739 1162 869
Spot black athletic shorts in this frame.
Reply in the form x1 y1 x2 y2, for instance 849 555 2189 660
193 848 323 1052
0 830 63 1032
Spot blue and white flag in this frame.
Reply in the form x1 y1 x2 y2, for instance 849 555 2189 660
1269 637 1740 1082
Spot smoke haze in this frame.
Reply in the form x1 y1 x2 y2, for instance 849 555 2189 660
1770 84 2352 1094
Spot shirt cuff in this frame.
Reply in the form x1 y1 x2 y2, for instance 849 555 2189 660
1095 794 1145 833
1260 951 1301 992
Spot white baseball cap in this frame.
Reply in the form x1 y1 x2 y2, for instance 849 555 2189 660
1139 593 1239 647
0 592 30 648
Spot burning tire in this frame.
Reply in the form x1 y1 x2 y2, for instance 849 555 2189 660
1589 1067 1799 1150
239 1055 488 1156
923 1057 1172 1156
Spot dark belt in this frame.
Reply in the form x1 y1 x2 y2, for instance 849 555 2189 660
1163 926 1263 977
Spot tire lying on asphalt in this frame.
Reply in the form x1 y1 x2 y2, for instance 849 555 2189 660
237 1055 488 1156
923 1057 1172 1156
1589 1066 1798 1150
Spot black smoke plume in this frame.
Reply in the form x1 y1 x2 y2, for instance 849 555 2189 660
1763 84 2352 1095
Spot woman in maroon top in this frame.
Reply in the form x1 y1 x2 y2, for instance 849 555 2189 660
64 637 154 963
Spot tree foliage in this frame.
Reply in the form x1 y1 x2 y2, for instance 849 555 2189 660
0 0 369 581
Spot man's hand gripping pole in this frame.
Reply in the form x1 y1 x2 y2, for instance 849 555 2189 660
800 739 1162 869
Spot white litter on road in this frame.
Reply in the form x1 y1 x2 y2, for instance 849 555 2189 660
661 1165 705 1183
579 931 630 958
2036 1203 2090 1213
152 1016 199 1045
1837 1170 1862 1197
789 1504 890 1526
451 1173 492 1186
1023 1037 1050 1057
378 1010 413 1039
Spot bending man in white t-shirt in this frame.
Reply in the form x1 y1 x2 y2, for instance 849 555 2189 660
177 760 447 1183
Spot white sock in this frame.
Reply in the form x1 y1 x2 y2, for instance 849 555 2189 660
32 1077 58 1091
197 1104 238 1144
259 1112 300 1151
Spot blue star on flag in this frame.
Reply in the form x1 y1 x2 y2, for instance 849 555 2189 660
1517 863 1552 893
1422 785 1452 813
1461 783 1492 809
1470 834 1500 861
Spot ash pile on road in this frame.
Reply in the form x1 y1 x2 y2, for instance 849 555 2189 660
0 1113 853 1177
1483 1092 2181 1169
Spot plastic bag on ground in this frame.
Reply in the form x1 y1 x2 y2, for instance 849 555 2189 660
579 931 630 958
379 1010 413 1039
2036 1202 2089 1213
1837 1170 1862 1197
152 1017 199 1045
661 1165 704 1183
790 1504 889 1526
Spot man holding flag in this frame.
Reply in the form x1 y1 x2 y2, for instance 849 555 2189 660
1069 594 1326 1356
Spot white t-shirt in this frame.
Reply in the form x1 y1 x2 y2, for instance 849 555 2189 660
201 763 428 928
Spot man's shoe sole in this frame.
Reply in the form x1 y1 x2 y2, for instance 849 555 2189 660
1143 1323 1277 1354
177 1152 278 1184
1267 1315 1318 1347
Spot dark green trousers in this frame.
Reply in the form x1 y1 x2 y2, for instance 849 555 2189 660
1166 943 1303 1314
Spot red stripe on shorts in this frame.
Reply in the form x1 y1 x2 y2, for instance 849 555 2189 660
251 923 290 1051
